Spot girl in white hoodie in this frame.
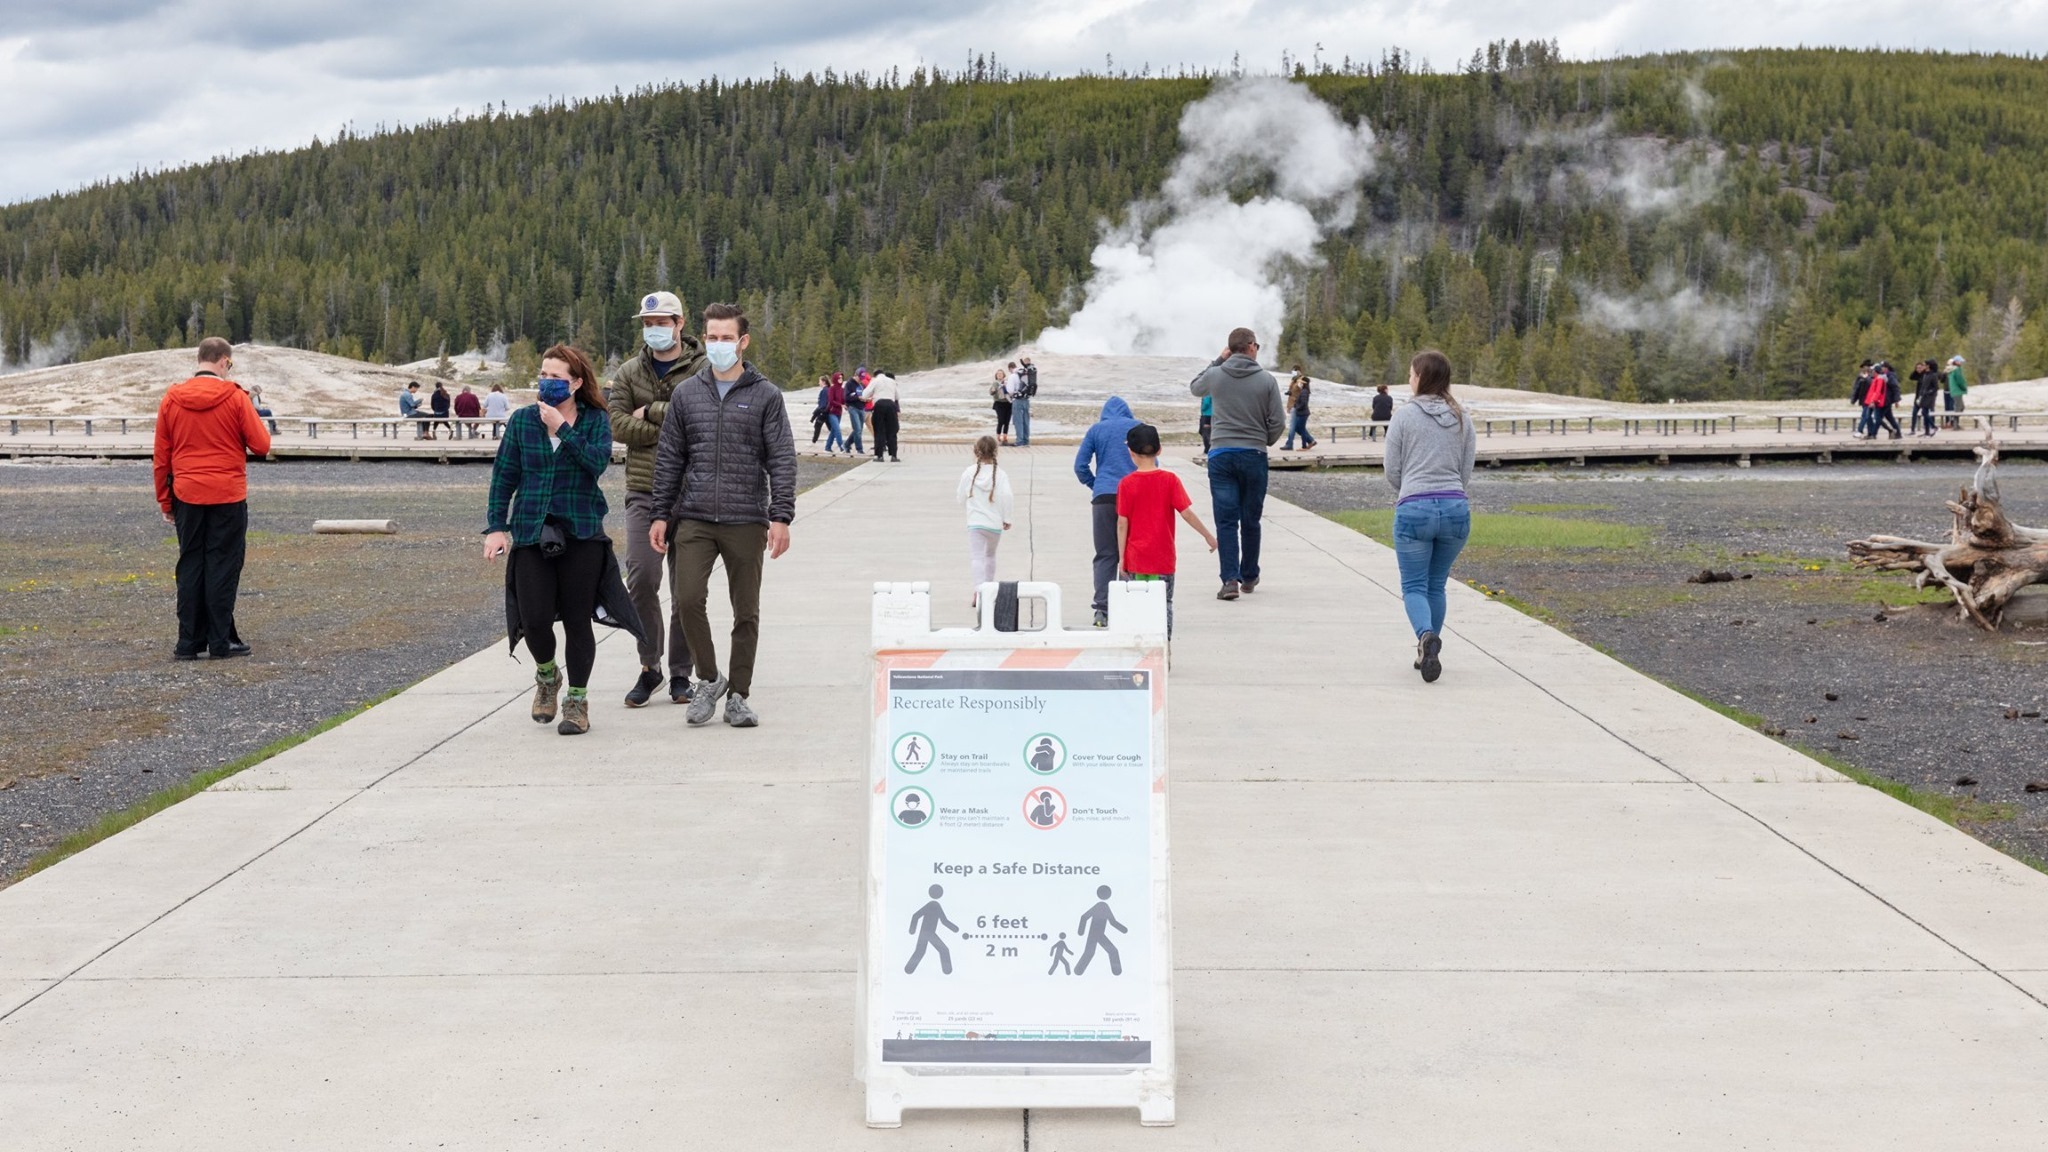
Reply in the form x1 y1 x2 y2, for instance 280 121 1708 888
956 435 1015 605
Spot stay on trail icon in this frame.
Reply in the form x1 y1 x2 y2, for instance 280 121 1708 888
893 732 934 773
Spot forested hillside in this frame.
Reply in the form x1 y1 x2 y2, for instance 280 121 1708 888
4 47 2048 400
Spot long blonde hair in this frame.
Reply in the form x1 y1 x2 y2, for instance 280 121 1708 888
1411 349 1461 424
970 435 999 502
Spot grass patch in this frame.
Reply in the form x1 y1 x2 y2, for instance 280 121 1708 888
1660 682 2032 857
1507 502 1616 515
1327 508 1650 551
14 682 413 883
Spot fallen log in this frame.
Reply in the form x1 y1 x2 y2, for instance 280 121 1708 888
1847 436 2048 629
313 519 397 534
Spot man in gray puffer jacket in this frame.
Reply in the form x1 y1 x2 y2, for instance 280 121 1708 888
1189 327 1285 600
649 303 797 729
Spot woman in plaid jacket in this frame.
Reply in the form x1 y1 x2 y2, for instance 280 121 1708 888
485 344 615 735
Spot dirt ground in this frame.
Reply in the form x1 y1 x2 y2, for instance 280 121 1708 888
1269 458 2048 868
0 457 851 883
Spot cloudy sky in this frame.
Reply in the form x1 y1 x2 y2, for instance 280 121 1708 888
3 0 2043 205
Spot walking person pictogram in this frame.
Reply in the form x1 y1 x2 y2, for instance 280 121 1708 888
1074 885 1127 976
903 736 924 765
905 884 958 975
1047 932 1074 975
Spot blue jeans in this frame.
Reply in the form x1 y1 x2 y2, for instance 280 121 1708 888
1284 410 1315 450
1393 497 1470 637
1206 450 1268 585
824 412 844 452
846 406 865 453
1013 397 1032 445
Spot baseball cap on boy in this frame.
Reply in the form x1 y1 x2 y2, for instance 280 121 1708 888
635 291 685 318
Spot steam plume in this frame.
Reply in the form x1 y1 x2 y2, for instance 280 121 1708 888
1038 78 1374 358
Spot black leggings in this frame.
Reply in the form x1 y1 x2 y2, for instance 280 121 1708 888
511 536 603 687
994 401 1013 436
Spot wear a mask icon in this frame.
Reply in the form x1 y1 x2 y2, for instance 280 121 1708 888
537 377 573 405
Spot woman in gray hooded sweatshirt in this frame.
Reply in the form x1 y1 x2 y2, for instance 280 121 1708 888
1382 350 1476 682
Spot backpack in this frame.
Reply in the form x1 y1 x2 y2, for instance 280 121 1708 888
1023 363 1039 397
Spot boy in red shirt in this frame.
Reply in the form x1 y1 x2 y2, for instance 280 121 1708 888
1115 423 1217 636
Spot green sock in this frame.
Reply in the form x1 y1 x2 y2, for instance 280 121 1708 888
566 686 587 701
537 661 559 679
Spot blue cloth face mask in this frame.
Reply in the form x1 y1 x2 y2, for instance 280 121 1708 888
642 325 677 352
706 340 740 371
537 377 573 405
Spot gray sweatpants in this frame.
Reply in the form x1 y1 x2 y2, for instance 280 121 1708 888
1091 496 1118 612
623 492 691 678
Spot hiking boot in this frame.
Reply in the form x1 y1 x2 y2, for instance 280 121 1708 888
1419 631 1443 683
687 675 729 726
557 694 590 735
724 693 759 727
1239 576 1259 594
624 668 662 708
1092 609 1108 628
669 675 693 704
532 666 561 723
1217 581 1240 601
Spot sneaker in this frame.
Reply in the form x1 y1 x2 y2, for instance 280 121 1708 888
1239 576 1259 594
1414 637 1425 669
532 666 561 724
669 675 693 704
624 668 662 708
687 675 729 726
1419 631 1443 683
724 693 759 727
1217 581 1240 601
558 694 590 735
1092 609 1108 628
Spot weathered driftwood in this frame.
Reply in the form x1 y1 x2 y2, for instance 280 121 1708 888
1847 436 2048 629
312 519 397 534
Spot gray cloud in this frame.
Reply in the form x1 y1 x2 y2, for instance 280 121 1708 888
2 0 2044 203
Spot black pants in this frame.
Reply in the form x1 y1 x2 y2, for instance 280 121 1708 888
994 401 1012 436
871 400 900 460
1198 415 1212 453
173 499 249 656
511 536 604 688
1873 405 1902 437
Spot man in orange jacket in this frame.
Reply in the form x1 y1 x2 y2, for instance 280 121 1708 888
154 338 273 660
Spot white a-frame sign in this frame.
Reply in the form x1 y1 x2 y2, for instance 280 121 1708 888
860 580 1174 1126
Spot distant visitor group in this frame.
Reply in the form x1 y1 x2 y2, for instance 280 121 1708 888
151 295 1483 724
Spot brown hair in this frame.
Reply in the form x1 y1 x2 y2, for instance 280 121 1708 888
702 302 749 336
1227 327 1257 353
971 435 999 503
1410 349 1460 423
541 343 604 409
196 337 233 365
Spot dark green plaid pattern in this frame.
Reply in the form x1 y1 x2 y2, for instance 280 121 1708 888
485 403 613 545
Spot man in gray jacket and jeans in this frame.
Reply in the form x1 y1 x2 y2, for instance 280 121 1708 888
649 303 797 728
1189 327 1285 600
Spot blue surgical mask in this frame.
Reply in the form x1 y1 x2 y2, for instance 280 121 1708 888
537 377 573 405
706 340 741 371
642 325 677 352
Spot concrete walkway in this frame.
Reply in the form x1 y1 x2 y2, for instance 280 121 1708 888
4 450 2048 1149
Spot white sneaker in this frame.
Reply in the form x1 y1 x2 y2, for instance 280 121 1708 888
724 694 759 728
686 676 729 726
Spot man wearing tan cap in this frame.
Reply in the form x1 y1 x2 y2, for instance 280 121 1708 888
608 290 708 708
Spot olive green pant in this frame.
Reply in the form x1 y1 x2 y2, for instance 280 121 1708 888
668 519 768 698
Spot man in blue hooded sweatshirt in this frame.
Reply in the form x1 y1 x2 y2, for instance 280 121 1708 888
1074 396 1141 627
